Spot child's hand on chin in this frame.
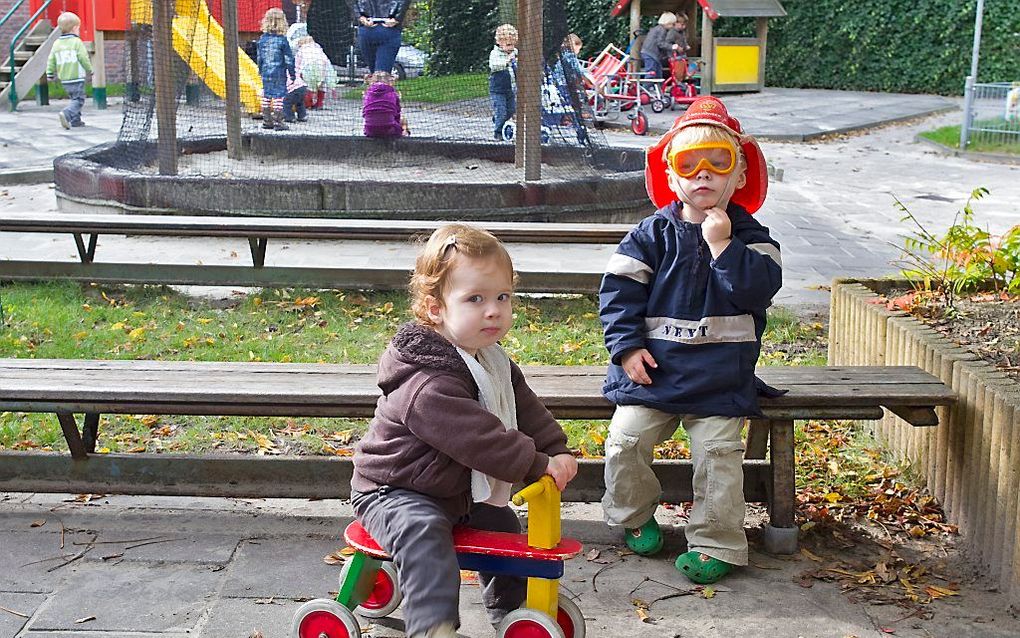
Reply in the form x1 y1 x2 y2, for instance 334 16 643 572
545 453 578 491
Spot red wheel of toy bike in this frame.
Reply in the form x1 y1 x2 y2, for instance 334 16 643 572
498 609 566 638
556 597 586 638
291 599 360 638
337 560 402 619
631 112 648 135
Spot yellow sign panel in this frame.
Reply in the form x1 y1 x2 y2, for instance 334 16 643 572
715 44 761 86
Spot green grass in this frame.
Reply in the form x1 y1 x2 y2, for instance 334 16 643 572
22 82 127 101
342 72 489 104
0 282 826 455
920 122 1020 156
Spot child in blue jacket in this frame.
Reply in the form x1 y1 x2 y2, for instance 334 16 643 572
257 8 295 130
599 96 782 584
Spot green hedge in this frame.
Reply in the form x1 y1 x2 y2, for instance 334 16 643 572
715 0 1019 95
426 0 635 75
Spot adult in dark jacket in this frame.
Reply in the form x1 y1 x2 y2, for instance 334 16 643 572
352 0 408 73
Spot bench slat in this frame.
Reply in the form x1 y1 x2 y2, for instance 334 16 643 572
0 212 633 244
0 360 956 421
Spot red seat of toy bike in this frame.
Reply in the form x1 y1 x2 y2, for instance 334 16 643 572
345 521 583 561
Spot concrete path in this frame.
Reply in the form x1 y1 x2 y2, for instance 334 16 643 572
3 492 1020 638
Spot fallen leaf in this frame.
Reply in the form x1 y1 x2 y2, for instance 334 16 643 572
75 616 96 624
800 548 824 562
585 548 601 561
700 586 715 599
30 520 45 528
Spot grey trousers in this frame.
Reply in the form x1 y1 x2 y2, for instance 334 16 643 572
602 405 749 566
352 487 526 635
61 81 85 125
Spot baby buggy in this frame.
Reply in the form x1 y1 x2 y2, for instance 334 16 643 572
501 71 586 145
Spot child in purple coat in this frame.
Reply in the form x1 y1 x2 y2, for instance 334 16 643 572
362 72 408 138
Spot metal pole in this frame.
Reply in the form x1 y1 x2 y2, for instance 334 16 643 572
519 0 542 181
960 75 975 150
153 0 178 175
515 0 526 169
222 0 243 159
969 0 984 80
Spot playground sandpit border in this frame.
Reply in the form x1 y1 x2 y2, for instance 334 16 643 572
54 135 651 222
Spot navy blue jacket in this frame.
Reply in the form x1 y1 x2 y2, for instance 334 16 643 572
600 202 783 417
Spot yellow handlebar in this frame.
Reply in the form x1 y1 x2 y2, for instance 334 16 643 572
512 475 556 506
511 475 561 550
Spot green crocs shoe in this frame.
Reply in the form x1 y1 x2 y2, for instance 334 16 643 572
624 517 663 556
674 551 733 584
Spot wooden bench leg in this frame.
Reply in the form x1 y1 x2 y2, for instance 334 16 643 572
745 418 768 459
56 412 89 460
764 419 798 554
73 233 98 263
248 237 268 268
82 413 101 453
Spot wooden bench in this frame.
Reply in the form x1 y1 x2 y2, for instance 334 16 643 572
0 213 631 292
0 359 954 553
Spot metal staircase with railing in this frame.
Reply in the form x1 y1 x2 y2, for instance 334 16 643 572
1 0 60 111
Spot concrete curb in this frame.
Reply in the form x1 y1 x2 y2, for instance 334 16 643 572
0 166 53 186
914 134 1020 166
605 104 959 142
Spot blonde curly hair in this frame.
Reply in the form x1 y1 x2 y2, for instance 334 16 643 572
261 8 288 35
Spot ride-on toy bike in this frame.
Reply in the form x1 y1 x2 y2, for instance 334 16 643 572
291 476 586 638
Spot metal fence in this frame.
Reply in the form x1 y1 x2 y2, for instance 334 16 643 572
960 77 1020 151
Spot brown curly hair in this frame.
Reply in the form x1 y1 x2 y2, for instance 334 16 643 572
409 224 516 326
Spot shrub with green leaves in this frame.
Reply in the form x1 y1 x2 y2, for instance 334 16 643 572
898 187 1020 307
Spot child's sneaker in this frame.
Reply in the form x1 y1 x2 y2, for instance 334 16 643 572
674 551 733 584
58 112 70 129
624 516 663 556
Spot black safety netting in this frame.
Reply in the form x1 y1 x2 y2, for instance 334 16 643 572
114 0 613 185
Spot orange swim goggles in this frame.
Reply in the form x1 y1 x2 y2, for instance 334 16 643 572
666 141 738 178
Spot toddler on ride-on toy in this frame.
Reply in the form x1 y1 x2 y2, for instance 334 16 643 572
293 224 579 638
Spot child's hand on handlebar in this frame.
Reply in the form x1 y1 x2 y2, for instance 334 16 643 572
545 453 578 491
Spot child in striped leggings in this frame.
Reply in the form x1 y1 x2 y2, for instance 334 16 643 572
257 8 295 130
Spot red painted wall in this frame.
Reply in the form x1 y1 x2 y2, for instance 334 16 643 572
28 0 284 36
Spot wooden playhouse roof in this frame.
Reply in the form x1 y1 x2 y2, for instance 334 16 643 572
697 0 787 19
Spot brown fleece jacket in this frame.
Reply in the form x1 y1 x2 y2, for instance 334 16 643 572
351 322 571 517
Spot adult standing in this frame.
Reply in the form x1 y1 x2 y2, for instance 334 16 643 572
640 12 678 79
352 0 408 74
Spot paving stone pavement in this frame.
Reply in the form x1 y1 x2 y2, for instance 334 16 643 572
3 493 1020 638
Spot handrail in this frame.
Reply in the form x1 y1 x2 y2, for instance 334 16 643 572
0 0 28 30
8 0 54 111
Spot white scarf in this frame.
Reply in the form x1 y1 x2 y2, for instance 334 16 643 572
456 343 518 506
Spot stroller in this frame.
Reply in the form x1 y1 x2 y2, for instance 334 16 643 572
501 70 585 145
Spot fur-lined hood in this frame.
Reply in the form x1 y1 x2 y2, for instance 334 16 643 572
378 322 472 393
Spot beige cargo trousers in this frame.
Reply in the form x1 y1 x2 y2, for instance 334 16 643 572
602 404 749 566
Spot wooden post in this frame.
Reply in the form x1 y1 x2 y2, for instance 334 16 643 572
516 0 542 182
700 6 713 96
755 17 768 91
629 0 641 37
222 0 243 160
91 27 107 109
153 0 178 175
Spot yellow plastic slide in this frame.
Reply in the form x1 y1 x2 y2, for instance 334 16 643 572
132 1 263 114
